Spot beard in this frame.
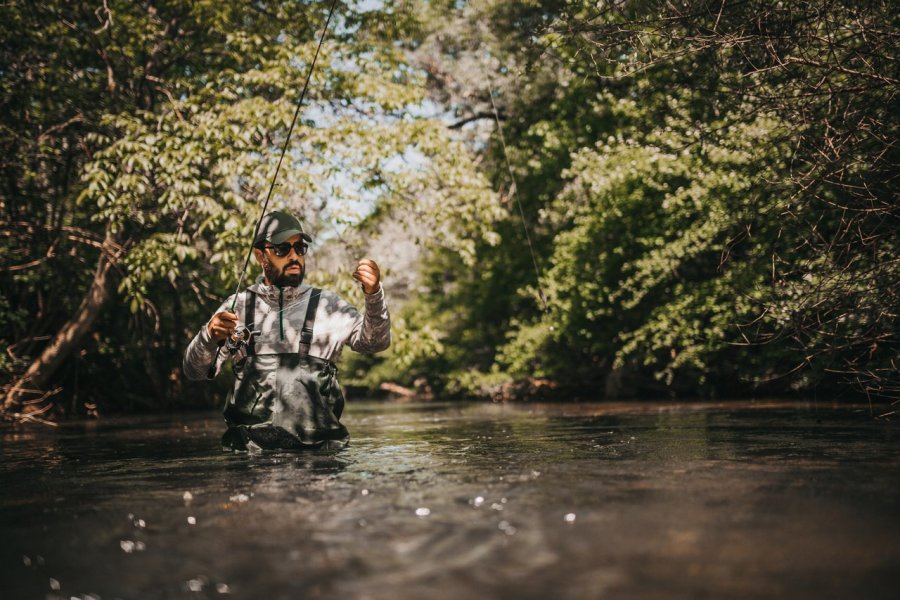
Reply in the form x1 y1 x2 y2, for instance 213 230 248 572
265 260 305 288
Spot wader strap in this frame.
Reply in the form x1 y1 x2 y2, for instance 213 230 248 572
245 290 257 356
298 288 321 357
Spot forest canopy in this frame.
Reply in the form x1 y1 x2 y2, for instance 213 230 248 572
2 0 897 420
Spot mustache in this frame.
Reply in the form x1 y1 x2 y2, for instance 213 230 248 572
285 261 302 269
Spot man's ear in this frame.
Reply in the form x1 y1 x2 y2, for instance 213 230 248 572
253 247 266 266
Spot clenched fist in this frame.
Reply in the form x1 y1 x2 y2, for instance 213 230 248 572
352 258 382 295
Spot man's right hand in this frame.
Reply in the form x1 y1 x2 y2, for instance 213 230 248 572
208 311 239 343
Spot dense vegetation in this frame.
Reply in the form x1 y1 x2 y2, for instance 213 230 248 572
347 0 899 403
2 1 896 420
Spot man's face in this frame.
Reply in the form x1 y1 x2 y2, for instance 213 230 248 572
254 234 307 287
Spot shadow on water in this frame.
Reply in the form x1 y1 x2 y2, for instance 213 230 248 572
1 400 898 599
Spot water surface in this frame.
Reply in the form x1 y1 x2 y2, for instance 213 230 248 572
1 400 898 599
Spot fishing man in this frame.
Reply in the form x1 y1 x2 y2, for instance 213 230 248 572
183 211 391 450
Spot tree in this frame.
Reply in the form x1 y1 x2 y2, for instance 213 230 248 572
398 0 897 400
546 0 899 398
1 0 501 419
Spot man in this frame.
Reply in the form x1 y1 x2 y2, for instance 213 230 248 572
183 210 390 450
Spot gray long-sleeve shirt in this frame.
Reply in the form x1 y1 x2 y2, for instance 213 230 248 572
183 280 390 381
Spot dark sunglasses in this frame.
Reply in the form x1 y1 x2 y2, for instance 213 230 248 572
263 241 308 257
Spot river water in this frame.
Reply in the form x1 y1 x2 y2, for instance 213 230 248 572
1 400 898 600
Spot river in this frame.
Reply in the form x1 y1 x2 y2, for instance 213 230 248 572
1 400 898 599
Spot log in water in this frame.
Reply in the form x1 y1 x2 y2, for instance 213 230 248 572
1 400 898 599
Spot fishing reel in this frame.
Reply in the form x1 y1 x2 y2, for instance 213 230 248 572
207 324 256 379
224 325 255 355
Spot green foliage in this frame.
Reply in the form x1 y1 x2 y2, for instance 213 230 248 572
495 104 787 392
2 0 502 412
4 0 894 410
388 0 897 400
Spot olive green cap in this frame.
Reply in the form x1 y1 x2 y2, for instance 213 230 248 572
254 211 313 246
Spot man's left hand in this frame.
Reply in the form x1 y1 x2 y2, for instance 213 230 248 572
353 258 381 294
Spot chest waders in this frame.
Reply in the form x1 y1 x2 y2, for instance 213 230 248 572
221 288 349 451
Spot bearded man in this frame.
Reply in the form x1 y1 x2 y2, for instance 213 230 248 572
183 211 390 450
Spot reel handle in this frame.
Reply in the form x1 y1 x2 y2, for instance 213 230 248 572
207 341 225 379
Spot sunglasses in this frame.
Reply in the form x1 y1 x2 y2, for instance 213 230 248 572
263 241 308 257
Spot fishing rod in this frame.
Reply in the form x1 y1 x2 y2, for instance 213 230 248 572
208 0 340 377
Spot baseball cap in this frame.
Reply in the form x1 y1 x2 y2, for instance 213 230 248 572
253 211 313 246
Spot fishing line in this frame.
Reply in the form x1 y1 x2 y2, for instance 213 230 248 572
452 0 547 311
208 0 340 377
458 0 547 312
488 87 548 312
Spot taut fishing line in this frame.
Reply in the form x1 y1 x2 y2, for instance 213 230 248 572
208 0 340 376
461 0 547 310
488 86 548 312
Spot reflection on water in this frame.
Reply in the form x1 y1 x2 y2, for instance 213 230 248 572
1 401 898 599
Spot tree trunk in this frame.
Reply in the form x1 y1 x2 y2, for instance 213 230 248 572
3 237 119 414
